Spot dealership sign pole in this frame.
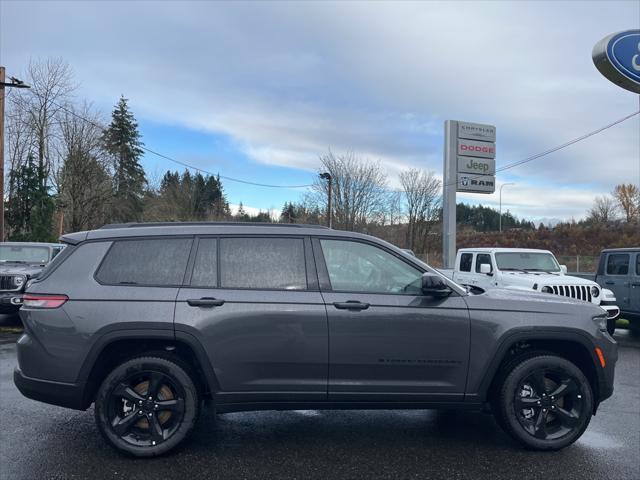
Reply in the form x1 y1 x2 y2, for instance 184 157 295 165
442 121 496 268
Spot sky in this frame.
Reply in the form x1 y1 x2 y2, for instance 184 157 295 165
1 0 639 222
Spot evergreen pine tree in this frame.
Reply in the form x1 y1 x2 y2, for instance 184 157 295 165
7 155 55 241
102 96 146 222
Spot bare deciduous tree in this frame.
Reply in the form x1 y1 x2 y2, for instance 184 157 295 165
399 168 441 253
588 195 618 223
57 103 112 232
13 58 77 189
308 151 388 231
612 183 639 223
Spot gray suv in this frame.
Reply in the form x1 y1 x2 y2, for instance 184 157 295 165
14 223 617 457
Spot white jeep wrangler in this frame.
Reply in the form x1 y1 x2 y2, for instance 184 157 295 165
448 248 620 334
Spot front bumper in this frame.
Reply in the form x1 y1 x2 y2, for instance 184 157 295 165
0 291 23 309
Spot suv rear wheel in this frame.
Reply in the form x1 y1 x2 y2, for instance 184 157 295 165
95 356 201 457
495 354 593 450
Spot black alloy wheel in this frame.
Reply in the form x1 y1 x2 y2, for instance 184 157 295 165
496 354 593 450
95 356 200 457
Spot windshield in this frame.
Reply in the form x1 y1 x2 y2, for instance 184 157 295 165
495 252 560 273
0 245 50 264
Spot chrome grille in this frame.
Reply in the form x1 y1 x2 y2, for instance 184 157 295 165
550 285 592 302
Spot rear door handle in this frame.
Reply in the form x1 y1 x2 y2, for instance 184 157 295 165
186 297 225 307
333 301 370 311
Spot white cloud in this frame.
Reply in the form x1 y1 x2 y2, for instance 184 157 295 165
2 0 638 220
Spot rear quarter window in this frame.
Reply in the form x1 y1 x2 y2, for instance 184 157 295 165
96 238 192 286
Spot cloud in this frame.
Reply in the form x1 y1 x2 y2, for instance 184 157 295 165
1 0 638 221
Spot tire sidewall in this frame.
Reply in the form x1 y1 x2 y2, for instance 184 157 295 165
95 356 200 457
500 355 593 450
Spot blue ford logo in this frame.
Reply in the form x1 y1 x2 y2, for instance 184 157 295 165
593 29 640 93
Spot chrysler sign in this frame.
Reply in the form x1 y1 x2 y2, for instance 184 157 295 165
592 29 640 93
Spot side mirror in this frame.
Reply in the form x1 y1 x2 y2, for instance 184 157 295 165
421 273 452 297
560 265 567 274
479 263 492 275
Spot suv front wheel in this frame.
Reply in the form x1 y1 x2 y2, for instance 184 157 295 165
495 354 593 450
95 356 201 457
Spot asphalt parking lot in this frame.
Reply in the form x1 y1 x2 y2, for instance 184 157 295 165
1 315 638 480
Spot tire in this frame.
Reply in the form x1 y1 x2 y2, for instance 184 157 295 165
494 354 593 451
95 356 201 457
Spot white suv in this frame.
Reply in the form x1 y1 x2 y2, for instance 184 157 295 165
449 248 620 333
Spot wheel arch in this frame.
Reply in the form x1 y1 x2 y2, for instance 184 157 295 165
479 331 601 411
78 330 219 409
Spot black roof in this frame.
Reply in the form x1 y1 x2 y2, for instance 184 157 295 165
101 222 328 230
59 221 373 245
600 247 640 253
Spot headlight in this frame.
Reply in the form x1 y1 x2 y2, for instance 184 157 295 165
541 286 553 293
592 314 607 332
591 286 600 298
13 275 26 287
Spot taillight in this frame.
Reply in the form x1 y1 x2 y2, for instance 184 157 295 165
22 294 69 309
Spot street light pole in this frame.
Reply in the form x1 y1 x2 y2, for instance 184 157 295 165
0 67 31 242
319 172 332 228
499 182 515 233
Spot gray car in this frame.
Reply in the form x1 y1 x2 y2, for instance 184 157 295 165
14 222 617 457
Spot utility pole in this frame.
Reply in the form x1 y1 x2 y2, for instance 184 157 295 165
0 67 30 242
319 172 332 228
499 182 515 232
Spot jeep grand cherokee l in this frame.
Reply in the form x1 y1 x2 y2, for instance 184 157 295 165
14 222 617 457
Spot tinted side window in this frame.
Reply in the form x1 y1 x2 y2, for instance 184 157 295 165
220 237 306 290
96 238 192 286
606 254 629 275
191 238 218 287
636 254 640 276
476 253 493 273
459 253 473 272
320 239 423 294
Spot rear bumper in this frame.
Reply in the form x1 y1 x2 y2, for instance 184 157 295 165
13 367 87 410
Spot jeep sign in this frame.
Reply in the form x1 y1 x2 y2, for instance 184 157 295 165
592 29 640 94
457 156 496 175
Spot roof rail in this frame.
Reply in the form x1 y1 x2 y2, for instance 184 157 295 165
100 221 329 230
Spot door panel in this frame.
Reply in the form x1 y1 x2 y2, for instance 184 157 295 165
323 291 470 401
314 237 470 402
174 235 328 403
175 288 328 400
604 253 631 309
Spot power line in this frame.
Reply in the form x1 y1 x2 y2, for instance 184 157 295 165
48 99 315 189
34 93 640 194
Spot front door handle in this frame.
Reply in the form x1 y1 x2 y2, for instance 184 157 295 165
333 301 370 311
186 297 225 307
604 281 615 285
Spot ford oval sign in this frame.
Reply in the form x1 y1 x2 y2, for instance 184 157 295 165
592 30 640 93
